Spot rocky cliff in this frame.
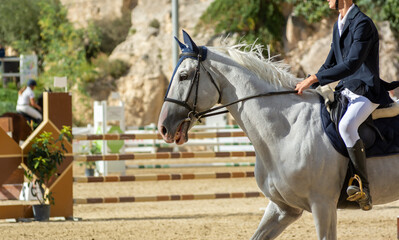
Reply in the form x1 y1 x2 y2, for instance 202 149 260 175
108 0 215 126
60 0 137 27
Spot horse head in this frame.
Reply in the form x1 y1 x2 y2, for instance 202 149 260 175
37 88 52 112
158 30 221 145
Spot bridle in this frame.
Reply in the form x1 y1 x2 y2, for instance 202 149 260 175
164 46 222 121
164 46 298 123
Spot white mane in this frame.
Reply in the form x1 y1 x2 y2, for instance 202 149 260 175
211 43 301 89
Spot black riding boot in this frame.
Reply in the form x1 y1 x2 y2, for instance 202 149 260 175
346 139 372 210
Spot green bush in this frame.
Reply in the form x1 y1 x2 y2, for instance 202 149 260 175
0 88 18 100
288 0 399 34
149 19 160 29
85 54 129 83
0 102 16 114
0 88 18 115
361 0 399 34
288 0 331 23
92 13 132 55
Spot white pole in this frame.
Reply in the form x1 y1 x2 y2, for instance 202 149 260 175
101 101 108 176
172 0 179 67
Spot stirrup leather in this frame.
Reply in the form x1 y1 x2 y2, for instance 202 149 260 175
346 174 366 201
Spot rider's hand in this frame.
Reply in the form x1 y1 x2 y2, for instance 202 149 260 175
295 74 319 95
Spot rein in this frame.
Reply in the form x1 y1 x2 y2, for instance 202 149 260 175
196 90 298 120
164 48 298 122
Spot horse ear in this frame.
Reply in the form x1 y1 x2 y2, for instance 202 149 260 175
182 30 199 53
174 36 187 51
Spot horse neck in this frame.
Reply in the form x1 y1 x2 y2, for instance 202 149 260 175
205 50 295 120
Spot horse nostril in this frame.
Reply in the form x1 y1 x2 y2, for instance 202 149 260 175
161 125 168 136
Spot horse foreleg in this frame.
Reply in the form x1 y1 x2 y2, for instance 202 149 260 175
251 200 303 240
311 201 337 240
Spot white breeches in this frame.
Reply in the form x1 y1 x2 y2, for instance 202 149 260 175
16 105 42 120
338 88 379 148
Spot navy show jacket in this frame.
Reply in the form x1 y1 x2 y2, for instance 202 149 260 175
315 5 392 106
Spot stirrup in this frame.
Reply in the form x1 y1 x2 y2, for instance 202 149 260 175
346 174 366 201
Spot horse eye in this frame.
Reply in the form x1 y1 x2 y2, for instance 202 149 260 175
179 73 188 81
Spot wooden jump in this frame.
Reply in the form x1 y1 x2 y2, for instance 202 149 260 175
73 191 264 204
74 171 255 183
0 92 73 219
73 131 246 141
74 151 256 162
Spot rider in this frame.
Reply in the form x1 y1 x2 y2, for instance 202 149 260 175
295 0 393 210
16 79 42 123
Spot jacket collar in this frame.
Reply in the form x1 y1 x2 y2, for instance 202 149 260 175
340 5 360 37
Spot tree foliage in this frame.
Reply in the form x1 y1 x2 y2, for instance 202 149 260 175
289 0 399 34
37 0 100 88
361 0 399 34
199 0 285 52
0 0 42 54
288 0 332 23
0 0 129 96
200 0 399 52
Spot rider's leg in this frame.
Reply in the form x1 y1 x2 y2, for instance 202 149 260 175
338 88 379 210
17 105 42 122
346 140 373 209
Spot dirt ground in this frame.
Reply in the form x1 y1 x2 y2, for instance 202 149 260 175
0 157 398 240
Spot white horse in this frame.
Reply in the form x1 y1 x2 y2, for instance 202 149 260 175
157 31 399 240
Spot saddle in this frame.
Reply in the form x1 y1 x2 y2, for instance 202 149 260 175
17 111 39 125
317 85 399 158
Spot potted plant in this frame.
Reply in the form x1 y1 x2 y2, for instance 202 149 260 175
24 126 72 221
82 161 96 177
79 144 99 176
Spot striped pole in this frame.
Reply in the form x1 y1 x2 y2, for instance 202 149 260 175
73 131 246 141
74 151 256 162
125 162 255 169
73 191 264 204
125 142 252 148
126 125 241 131
74 171 254 183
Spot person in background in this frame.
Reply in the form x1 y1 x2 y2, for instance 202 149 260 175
16 79 42 122
0 43 5 59
0 43 5 87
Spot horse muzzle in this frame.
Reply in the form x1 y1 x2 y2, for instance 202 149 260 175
158 118 190 145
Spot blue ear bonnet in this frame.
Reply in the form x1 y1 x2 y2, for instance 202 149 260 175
164 30 208 99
